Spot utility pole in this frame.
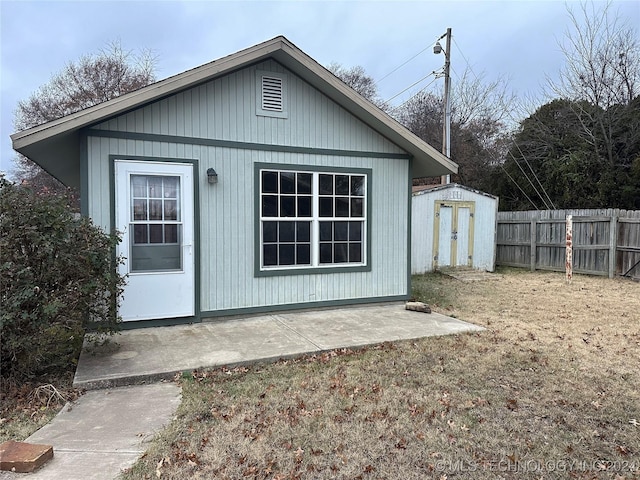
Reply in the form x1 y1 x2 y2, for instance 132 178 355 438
434 27 452 184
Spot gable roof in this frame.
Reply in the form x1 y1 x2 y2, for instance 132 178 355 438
412 182 498 200
11 36 457 187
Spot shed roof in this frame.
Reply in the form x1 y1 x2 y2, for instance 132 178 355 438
412 182 498 200
11 36 457 187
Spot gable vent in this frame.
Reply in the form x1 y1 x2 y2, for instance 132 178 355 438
261 75 283 112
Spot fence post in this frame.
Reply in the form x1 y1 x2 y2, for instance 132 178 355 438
566 215 573 283
530 219 536 271
609 215 617 278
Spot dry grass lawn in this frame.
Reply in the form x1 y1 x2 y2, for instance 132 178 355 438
0 374 80 443
122 269 640 479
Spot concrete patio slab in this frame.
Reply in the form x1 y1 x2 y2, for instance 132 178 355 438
276 304 482 350
74 303 483 389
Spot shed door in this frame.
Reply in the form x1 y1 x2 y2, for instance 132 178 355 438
433 201 475 269
115 160 195 322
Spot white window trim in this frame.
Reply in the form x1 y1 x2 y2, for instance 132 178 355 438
259 168 367 272
256 70 288 119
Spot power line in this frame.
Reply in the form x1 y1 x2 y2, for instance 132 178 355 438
499 162 540 210
505 105 563 210
485 146 540 210
454 35 557 209
512 141 557 209
452 37 475 77
373 32 554 211
502 106 558 209
508 150 552 210
384 72 438 104
391 77 441 111
375 45 434 85
375 35 445 86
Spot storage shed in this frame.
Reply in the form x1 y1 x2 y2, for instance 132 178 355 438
411 183 498 273
11 36 457 328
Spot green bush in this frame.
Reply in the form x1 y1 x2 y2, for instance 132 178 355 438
0 177 124 381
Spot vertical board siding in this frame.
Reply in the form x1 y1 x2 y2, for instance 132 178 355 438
411 186 498 273
496 209 640 279
86 59 416 317
93 60 404 155
87 144 409 314
207 151 409 311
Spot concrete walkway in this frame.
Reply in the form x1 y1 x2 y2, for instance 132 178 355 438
5 384 181 480
3 303 483 480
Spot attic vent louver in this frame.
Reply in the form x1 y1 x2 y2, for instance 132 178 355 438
261 75 283 112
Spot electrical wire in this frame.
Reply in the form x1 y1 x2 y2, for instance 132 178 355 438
373 32 551 210
375 34 446 86
499 162 540 210
375 44 434 85
452 37 474 76
508 150 552 210
391 77 441 112
501 105 558 209
384 72 438 104
454 36 556 209
513 141 557 209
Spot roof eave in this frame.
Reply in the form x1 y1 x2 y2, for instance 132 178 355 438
11 36 458 179
271 42 457 177
11 37 287 151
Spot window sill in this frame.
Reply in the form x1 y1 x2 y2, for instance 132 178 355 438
255 263 371 277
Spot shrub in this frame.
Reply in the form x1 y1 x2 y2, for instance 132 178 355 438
0 177 124 381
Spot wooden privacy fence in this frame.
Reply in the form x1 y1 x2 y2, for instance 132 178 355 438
496 209 640 279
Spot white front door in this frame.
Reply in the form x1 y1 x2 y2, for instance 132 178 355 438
115 160 195 322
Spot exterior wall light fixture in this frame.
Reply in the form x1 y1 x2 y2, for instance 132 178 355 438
207 168 218 184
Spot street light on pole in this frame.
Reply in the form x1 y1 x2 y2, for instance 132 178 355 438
434 27 452 184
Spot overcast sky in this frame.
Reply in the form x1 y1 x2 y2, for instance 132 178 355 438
1 0 638 176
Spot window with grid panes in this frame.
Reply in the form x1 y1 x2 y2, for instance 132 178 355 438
130 175 182 272
318 173 365 264
259 169 366 270
261 170 313 267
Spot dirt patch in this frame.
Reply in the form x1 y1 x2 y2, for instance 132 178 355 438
438 266 503 282
122 270 640 479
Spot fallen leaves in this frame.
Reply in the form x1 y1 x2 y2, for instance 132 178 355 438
616 445 631 455
395 437 408 449
155 456 171 478
0 379 82 443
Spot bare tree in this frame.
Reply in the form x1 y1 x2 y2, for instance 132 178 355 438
13 41 157 193
326 62 389 111
394 67 514 189
394 91 443 149
544 1 640 173
550 1 639 108
493 2 640 211
451 67 515 128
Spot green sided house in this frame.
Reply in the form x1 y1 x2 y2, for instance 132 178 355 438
11 36 457 327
